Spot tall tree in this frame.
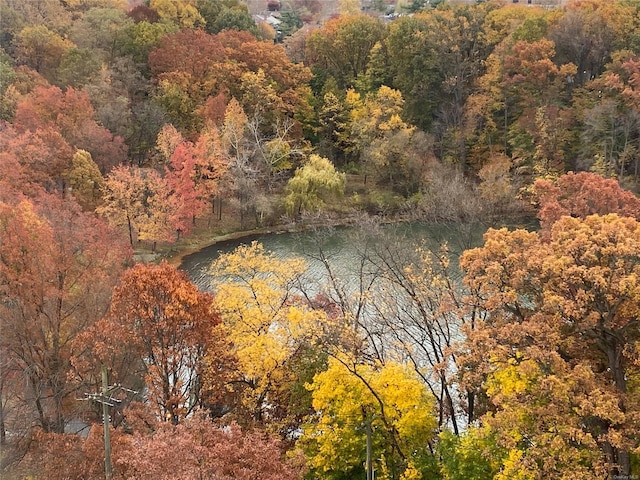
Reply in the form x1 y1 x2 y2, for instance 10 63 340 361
0 195 130 438
84 262 220 424
207 242 327 433
383 14 438 130
459 214 640 477
305 14 385 90
192 125 231 215
165 141 206 237
548 0 620 86
97 165 179 247
410 4 498 165
64 149 104 210
578 51 640 182
345 86 429 194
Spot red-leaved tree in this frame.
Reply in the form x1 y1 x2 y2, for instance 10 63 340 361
534 171 640 231
12 85 127 172
116 414 304 480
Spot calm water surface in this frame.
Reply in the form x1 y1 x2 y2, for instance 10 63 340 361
180 222 489 290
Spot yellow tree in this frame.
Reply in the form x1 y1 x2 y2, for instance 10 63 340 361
64 149 103 211
300 357 438 480
207 242 328 432
339 0 360 16
346 86 425 193
480 356 615 480
155 123 184 164
97 165 178 248
150 0 204 28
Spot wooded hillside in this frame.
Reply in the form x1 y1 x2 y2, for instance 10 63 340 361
1 0 639 479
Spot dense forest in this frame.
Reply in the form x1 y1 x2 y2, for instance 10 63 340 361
1 0 640 479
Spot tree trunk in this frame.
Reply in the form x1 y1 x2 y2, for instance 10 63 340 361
127 216 134 246
602 333 630 476
0 389 5 445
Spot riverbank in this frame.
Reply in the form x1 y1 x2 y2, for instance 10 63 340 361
137 204 537 267
138 209 377 266
135 171 537 267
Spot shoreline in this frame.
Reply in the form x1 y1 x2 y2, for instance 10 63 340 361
155 213 371 266
161 224 296 266
138 208 538 267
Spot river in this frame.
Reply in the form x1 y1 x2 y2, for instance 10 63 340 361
179 221 489 291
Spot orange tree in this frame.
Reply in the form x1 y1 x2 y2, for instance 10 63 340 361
459 213 640 477
78 262 224 425
0 194 131 439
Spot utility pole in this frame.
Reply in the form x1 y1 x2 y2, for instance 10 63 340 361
85 366 136 480
365 417 373 480
101 365 112 480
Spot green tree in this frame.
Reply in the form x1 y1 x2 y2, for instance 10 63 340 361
13 25 74 81
196 0 258 36
284 154 345 217
318 91 351 166
69 6 132 63
305 14 385 90
120 20 177 64
55 48 101 88
438 428 502 480
64 149 103 210
382 14 437 131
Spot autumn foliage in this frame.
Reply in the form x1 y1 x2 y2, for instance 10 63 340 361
117 414 303 480
459 213 640 476
0 193 131 443
2 0 640 479
534 171 640 231
27 413 302 480
78 262 222 424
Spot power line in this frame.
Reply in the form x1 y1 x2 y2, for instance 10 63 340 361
83 366 137 480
